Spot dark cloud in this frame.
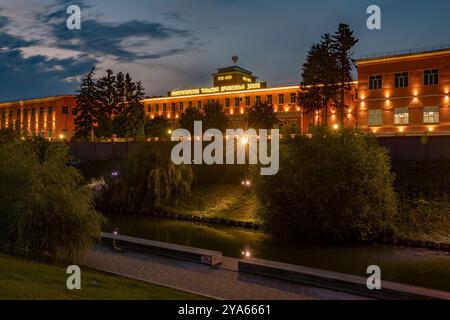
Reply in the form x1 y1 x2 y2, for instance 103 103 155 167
39 1 196 61
0 48 97 102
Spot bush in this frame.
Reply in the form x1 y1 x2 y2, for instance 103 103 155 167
395 197 450 239
0 138 104 263
254 127 397 242
102 142 194 212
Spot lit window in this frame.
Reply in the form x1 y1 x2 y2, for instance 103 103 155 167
163 103 167 112
225 98 230 108
171 103 176 112
155 104 159 113
424 69 439 86
267 95 272 105
147 105 152 113
368 109 382 126
255 96 261 105
197 101 202 109
290 93 297 104
278 94 285 105
234 98 240 107
394 107 409 125
369 75 382 90
423 106 439 124
395 72 408 88
245 96 251 106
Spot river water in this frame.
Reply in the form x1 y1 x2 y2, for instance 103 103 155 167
105 214 450 292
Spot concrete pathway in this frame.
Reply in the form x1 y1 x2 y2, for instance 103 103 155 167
83 246 367 300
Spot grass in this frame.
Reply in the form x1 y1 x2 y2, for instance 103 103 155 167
0 253 205 300
162 184 260 223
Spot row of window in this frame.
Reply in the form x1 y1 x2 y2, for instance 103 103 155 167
368 106 439 126
0 106 76 118
368 69 439 90
147 94 298 113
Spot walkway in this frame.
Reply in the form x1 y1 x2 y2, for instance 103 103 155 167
83 246 367 300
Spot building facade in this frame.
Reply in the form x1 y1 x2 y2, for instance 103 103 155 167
143 65 358 135
0 47 449 139
0 95 77 140
357 48 450 135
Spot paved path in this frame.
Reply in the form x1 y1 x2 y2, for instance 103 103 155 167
83 246 367 300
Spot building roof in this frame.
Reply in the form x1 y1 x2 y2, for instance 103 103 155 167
213 65 254 76
357 45 450 64
0 94 76 107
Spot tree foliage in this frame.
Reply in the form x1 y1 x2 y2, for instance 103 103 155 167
145 115 169 138
0 138 105 263
254 127 397 242
246 102 279 130
203 101 229 132
74 68 147 140
178 107 204 135
73 67 98 141
102 143 194 212
299 24 358 128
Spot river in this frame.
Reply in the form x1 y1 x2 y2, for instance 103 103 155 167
105 214 450 292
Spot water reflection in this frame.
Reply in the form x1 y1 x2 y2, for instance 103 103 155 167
105 215 450 291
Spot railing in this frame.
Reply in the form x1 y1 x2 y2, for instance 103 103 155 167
358 44 450 61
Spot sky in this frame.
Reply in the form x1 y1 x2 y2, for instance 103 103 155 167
0 0 449 102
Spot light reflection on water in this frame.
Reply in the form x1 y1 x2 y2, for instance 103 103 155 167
105 214 450 292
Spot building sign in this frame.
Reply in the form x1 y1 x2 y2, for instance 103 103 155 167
170 82 264 97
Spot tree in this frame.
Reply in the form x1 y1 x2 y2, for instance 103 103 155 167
333 23 358 127
73 67 98 141
0 138 104 263
254 127 397 242
299 34 339 126
115 72 126 116
178 107 204 135
246 102 279 130
125 81 146 138
145 115 169 138
95 69 117 138
203 101 229 132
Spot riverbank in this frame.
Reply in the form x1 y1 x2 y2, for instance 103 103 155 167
105 215 450 292
0 253 204 300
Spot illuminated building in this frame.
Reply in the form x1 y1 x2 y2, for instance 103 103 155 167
144 64 357 134
357 47 450 135
0 47 449 139
0 95 76 140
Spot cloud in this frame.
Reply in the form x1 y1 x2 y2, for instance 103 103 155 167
0 0 200 101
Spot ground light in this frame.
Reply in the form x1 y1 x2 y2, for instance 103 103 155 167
111 228 124 253
241 179 251 187
241 249 252 258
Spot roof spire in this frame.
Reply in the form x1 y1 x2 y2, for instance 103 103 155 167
232 55 239 65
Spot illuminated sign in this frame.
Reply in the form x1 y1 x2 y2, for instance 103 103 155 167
170 83 263 97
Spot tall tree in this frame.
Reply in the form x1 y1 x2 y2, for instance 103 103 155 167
299 34 339 126
145 115 169 138
203 101 229 132
126 80 146 138
178 107 204 135
95 69 116 138
246 102 279 130
73 67 98 141
333 23 358 127
115 72 126 115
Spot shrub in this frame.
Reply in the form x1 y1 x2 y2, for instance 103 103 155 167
254 127 397 242
102 142 194 212
0 138 104 263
